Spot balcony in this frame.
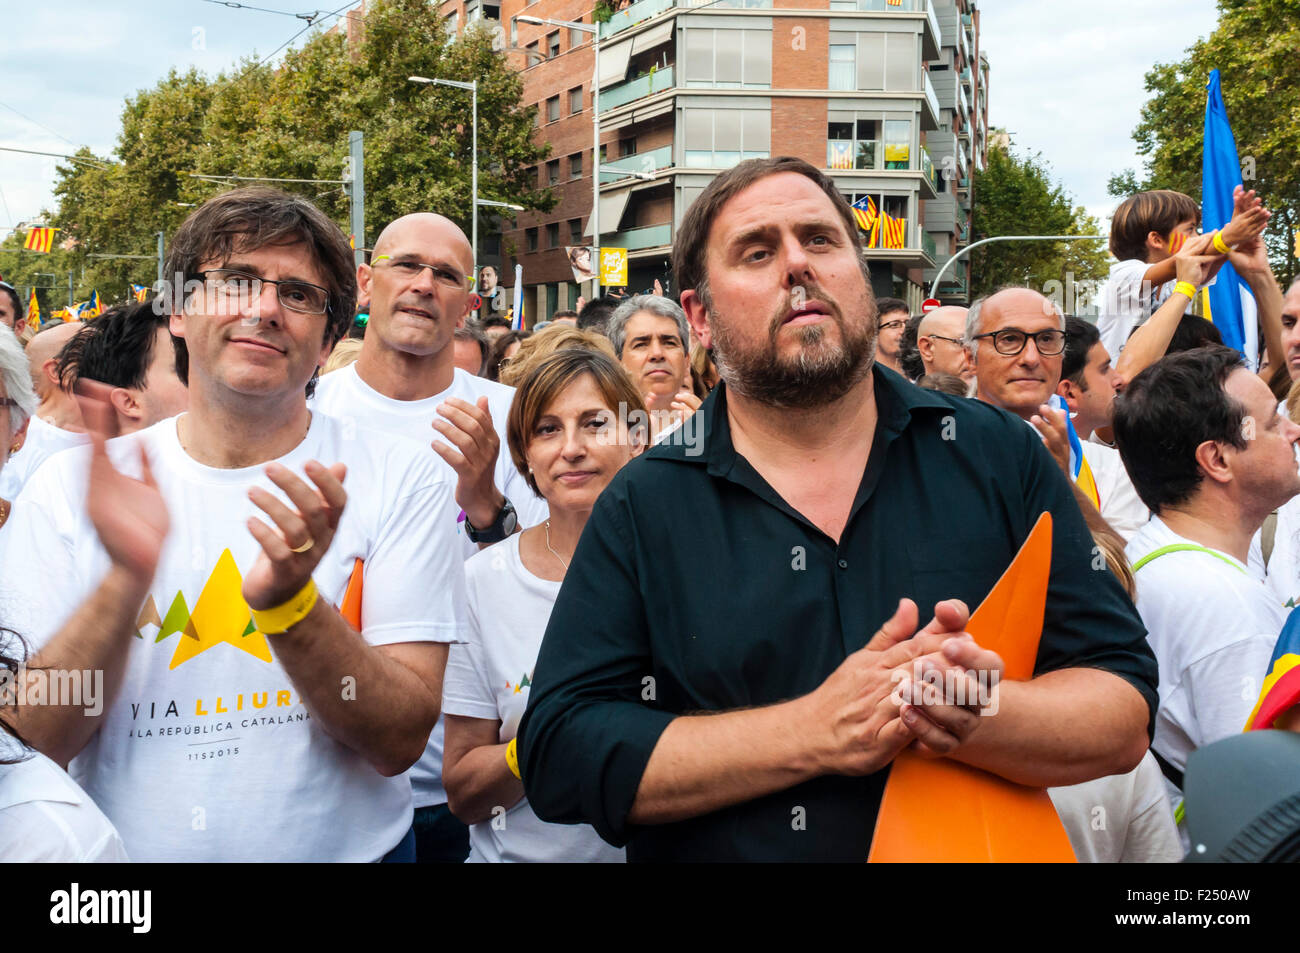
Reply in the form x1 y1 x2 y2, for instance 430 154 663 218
603 222 672 251
922 230 937 261
921 71 940 130
600 145 673 183
920 144 937 197
599 65 675 112
599 0 674 39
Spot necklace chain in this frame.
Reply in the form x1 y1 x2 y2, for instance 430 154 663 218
543 520 569 572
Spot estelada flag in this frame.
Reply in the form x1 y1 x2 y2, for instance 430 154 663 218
131 284 149 303
869 512 1078 862
23 227 55 253
1244 608 1300 731
26 289 40 331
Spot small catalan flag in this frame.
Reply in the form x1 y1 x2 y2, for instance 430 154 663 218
26 289 40 331
23 227 56 254
850 195 878 233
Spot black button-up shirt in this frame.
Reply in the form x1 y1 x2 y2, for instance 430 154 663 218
518 365 1157 862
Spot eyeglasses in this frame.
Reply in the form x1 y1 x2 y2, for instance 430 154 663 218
878 319 907 332
970 328 1066 357
923 334 965 347
373 256 475 292
198 270 330 315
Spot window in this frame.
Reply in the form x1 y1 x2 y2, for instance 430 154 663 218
547 223 560 248
548 31 561 58
569 86 583 114
883 119 910 169
443 11 459 39
683 107 770 168
826 114 910 171
829 45 855 91
569 26 586 48
526 40 539 64
846 192 912 249
569 219 583 244
683 28 772 88
885 33 917 91
547 159 561 184
570 153 583 179
619 137 637 157
547 95 560 122
526 228 538 252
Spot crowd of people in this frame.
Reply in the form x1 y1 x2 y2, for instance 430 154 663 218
1 153 1298 863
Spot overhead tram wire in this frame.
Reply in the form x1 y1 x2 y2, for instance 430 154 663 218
199 0 326 21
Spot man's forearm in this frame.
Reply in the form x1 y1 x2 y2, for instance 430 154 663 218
4 565 147 766
626 697 823 825
271 598 443 777
444 740 526 825
948 668 1149 786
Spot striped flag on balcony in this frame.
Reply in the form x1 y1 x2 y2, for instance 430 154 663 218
886 0 904 6
850 195 877 233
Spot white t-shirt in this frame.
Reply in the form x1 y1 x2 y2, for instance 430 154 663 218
443 533 624 863
1048 751 1182 863
1127 516 1283 813
0 412 466 862
0 415 89 500
1250 491 1300 608
312 363 547 809
1082 441 1149 541
0 742 130 862
1097 258 1179 362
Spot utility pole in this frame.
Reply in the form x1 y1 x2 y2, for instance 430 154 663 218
347 131 365 268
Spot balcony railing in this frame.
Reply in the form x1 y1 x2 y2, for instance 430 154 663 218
922 70 940 128
603 222 672 250
921 230 937 260
600 145 673 183
599 65 675 111
920 145 936 191
599 0 674 39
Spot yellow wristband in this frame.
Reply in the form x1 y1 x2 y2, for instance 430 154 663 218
505 737 521 780
1174 281 1198 300
249 578 319 635
1212 230 1234 255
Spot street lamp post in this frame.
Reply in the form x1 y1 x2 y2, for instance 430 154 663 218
410 75 478 277
516 14 601 299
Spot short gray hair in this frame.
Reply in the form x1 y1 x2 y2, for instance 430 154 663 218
964 288 1065 360
607 294 689 358
0 325 37 439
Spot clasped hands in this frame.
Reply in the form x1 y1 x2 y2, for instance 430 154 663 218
803 597 1005 777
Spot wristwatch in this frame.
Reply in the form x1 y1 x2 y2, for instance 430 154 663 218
464 498 518 544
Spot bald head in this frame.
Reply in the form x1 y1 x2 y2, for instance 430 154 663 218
27 323 84 391
967 288 1062 346
916 306 972 381
371 213 473 273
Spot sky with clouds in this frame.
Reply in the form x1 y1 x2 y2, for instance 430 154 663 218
1 0 1222 236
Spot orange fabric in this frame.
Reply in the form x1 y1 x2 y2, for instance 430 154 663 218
340 558 363 630
868 512 1077 862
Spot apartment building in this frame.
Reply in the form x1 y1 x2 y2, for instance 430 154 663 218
341 0 989 318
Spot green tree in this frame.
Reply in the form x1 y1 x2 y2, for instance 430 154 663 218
1110 0 1300 285
969 140 1108 301
38 0 552 307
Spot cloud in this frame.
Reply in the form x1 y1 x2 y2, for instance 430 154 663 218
978 0 1220 223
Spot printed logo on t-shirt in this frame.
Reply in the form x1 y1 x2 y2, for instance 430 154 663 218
134 549 274 670
507 671 533 694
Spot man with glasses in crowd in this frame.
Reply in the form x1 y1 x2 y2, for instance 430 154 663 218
916 305 973 384
310 211 546 863
966 289 1071 444
0 187 465 862
872 297 909 376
